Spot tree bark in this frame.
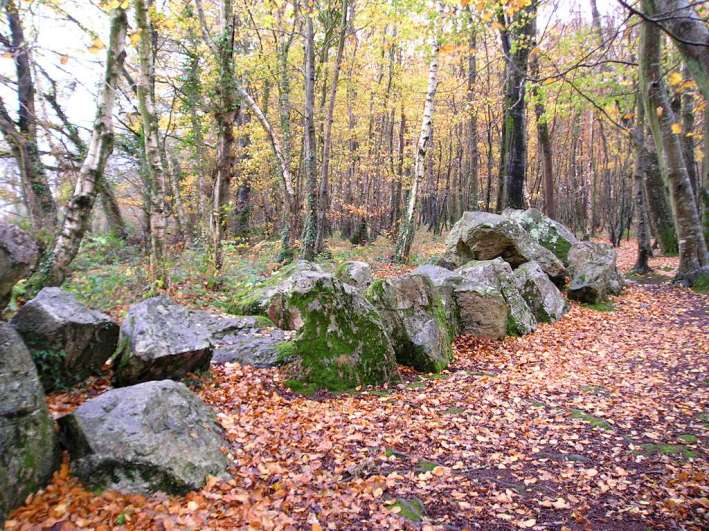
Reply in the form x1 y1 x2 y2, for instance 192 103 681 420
30 7 127 288
639 0 707 281
464 5 479 212
394 17 440 263
0 0 57 238
135 0 168 286
632 102 653 273
301 12 318 261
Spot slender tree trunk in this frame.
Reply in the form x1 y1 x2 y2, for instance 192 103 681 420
301 12 318 261
315 0 349 254
30 7 127 288
529 42 554 218
632 101 653 273
97 178 128 239
394 22 440 263
464 6 479 211
135 0 167 286
639 0 707 281
497 0 536 211
0 0 57 238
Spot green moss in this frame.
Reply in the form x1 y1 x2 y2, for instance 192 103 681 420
275 340 297 363
29 349 80 392
283 279 398 392
691 271 709 294
582 301 615 312
391 497 426 522
570 409 613 430
416 460 439 472
639 443 697 459
677 434 697 444
444 406 466 415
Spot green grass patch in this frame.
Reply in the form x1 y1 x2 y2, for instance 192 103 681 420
677 434 698 444
581 384 610 396
415 460 439 472
444 406 466 415
639 443 697 459
384 448 407 459
691 271 709 294
367 389 392 397
284 379 318 397
570 409 613 430
390 497 426 522
582 301 615 312
406 381 426 390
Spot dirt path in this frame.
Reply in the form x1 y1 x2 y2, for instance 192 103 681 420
8 257 708 530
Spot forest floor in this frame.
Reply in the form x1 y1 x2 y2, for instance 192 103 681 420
6 236 708 530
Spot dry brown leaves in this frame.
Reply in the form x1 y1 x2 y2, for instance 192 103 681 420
8 248 708 530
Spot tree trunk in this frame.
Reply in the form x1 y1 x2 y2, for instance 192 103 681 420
639 0 707 281
0 0 57 238
315 0 349 254
30 7 127 288
497 0 536 210
464 6 479 211
394 19 440 263
632 102 653 273
301 12 318 261
135 0 168 286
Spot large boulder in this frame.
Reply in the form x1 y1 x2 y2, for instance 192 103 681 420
411 265 459 335
0 323 58 526
444 211 566 284
241 268 400 392
0 222 38 309
456 259 537 337
58 380 228 495
502 208 578 265
366 274 453 373
512 261 569 322
211 327 296 367
567 242 624 303
112 297 234 386
11 288 119 391
336 261 373 290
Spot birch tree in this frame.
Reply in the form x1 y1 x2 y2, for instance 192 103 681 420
394 8 440 263
29 5 127 288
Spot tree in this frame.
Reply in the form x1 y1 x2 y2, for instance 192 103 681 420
394 6 441 263
496 0 537 210
29 5 128 289
134 0 168 286
301 9 318 261
0 0 57 239
638 0 707 282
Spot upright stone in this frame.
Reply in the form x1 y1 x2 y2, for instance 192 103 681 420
0 323 58 526
11 288 119 391
444 211 566 284
58 380 228 495
366 274 453 373
112 297 217 386
567 242 624 303
512 261 569 322
456 259 537 337
242 268 400 391
0 222 38 309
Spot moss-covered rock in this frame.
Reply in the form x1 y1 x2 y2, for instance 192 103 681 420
567 242 624 303
335 261 373 290
245 268 400 391
0 323 59 526
512 261 569 323
365 273 453 373
445 211 566 284
456 258 537 337
503 208 578 265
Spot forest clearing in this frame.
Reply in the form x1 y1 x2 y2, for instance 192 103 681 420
0 0 707 529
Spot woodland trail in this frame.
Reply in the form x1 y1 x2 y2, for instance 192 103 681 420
7 249 708 530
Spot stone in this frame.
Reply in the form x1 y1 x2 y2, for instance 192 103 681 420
11 287 119 391
211 328 296 367
411 265 459 334
113 296 222 386
512 261 569 322
567 242 624 303
445 211 566 284
336 261 373 290
502 208 579 265
58 380 228 495
0 222 38 309
456 258 537 337
0 323 58 526
243 268 400 391
366 274 453 373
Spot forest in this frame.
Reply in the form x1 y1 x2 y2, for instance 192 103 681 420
0 0 707 529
